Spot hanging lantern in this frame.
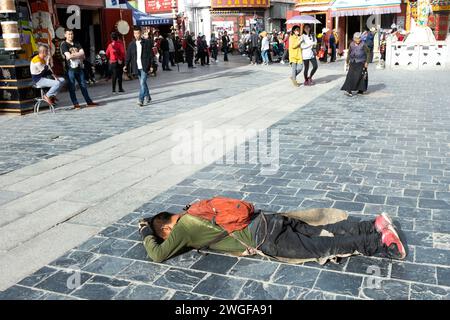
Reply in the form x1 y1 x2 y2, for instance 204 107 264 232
0 0 16 13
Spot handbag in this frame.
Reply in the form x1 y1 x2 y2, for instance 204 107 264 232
318 48 325 59
362 68 368 81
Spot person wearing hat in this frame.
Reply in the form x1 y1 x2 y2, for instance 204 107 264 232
289 25 303 87
341 32 370 97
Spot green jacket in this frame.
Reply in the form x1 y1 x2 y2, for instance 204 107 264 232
143 214 256 263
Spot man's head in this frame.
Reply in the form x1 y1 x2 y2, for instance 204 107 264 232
133 26 142 41
38 44 49 60
111 31 118 41
150 212 180 241
65 28 74 42
224 31 227 35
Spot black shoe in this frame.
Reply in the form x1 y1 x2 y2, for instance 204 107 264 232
357 90 364 95
119 89 125 93
166 68 172 71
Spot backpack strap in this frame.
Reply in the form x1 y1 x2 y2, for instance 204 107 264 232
196 230 229 256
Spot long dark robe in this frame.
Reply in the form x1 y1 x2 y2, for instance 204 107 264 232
341 61 368 92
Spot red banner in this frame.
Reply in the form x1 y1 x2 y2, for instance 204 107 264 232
145 0 174 13
211 0 270 8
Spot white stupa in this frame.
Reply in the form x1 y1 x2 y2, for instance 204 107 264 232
403 18 437 44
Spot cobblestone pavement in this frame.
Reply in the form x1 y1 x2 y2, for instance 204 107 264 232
0 58 251 175
1 59 450 300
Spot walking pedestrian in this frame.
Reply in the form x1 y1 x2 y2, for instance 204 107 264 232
341 32 370 97
60 28 99 109
105 31 125 94
280 31 289 64
168 33 176 67
185 32 196 68
210 33 218 62
222 31 231 61
301 24 318 86
261 32 270 65
249 29 259 65
289 25 303 87
160 34 171 71
124 26 154 107
329 29 337 62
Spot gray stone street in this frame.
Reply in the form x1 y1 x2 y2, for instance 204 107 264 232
1 55 450 300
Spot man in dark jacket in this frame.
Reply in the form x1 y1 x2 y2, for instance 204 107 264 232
222 31 231 61
160 34 172 71
249 29 259 65
124 26 154 106
185 32 196 68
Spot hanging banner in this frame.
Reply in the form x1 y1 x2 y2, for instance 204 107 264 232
145 0 174 13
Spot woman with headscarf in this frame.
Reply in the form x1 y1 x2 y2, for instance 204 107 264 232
341 32 370 97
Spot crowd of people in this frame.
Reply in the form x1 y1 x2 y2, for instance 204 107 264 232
29 24 403 110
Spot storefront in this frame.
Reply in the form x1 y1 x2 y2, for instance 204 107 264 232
211 0 270 49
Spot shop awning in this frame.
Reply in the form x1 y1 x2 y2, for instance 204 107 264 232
330 0 402 17
125 2 173 26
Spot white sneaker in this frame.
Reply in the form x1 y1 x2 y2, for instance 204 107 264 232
280 60 285 65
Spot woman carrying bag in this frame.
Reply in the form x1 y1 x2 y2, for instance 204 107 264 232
105 32 125 94
341 32 370 97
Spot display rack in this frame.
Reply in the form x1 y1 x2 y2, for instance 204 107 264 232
0 0 35 114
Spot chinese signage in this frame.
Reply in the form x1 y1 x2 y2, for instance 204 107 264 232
145 0 174 13
211 0 270 9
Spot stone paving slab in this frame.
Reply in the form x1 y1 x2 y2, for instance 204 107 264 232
0 60 346 291
2 61 450 299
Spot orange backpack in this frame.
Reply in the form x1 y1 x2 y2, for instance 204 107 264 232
185 197 255 233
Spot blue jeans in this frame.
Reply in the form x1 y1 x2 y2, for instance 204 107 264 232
261 50 269 63
67 68 93 105
36 77 65 97
138 69 150 103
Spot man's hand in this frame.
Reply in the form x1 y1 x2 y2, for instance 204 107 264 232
364 62 369 69
138 218 153 240
149 67 154 73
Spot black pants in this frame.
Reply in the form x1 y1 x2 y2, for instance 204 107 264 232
223 47 229 61
110 62 123 92
186 50 194 67
255 214 382 259
162 51 170 70
329 44 336 62
211 47 218 61
249 47 258 63
304 58 318 80
169 52 175 66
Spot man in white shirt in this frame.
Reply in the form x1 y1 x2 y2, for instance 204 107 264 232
124 26 154 107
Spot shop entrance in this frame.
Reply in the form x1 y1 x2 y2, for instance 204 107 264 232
57 8 102 62
347 15 361 45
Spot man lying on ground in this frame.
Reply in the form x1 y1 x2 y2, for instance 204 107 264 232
138 197 406 264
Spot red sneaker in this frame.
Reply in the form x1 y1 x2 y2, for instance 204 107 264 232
381 227 406 260
374 212 393 233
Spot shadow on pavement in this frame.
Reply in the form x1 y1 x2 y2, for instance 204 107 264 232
314 74 345 84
